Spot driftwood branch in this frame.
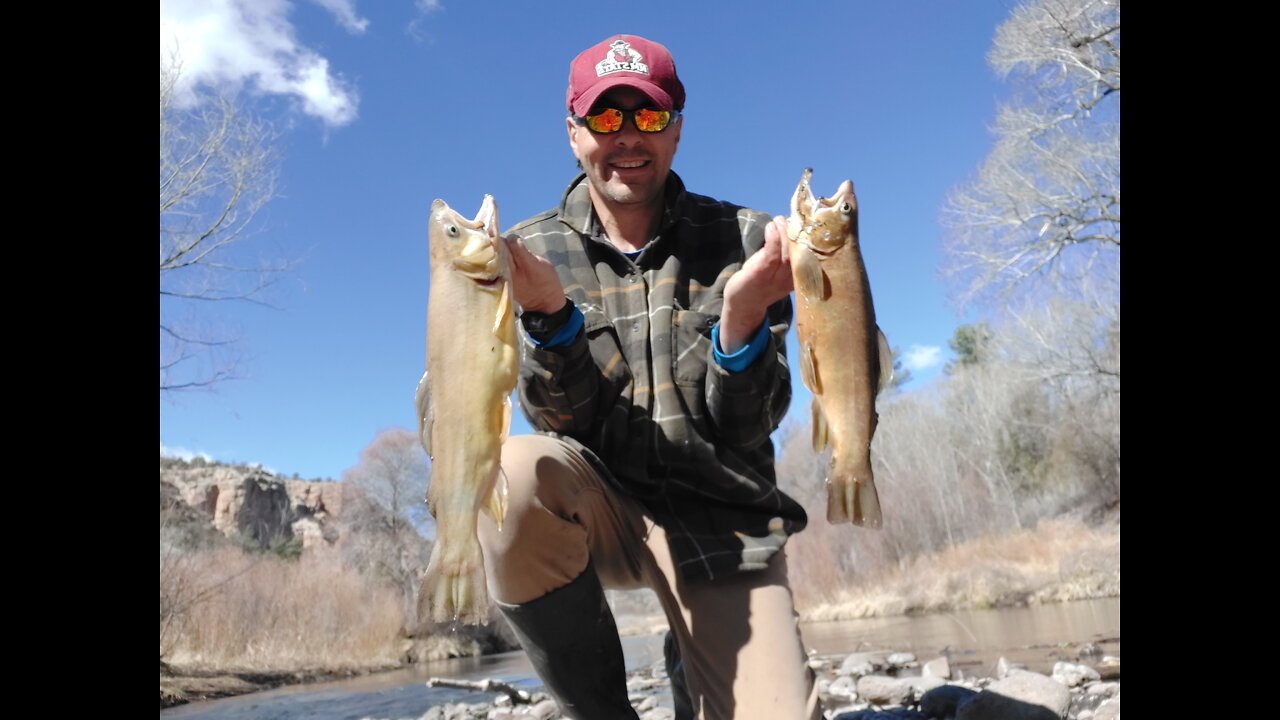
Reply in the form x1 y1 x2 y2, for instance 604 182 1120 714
425 677 532 704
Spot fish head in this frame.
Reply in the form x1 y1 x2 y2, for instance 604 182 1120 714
428 195 508 290
788 169 857 256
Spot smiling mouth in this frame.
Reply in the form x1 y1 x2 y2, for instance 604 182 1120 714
610 160 650 170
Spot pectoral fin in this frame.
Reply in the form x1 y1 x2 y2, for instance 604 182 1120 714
500 396 511 444
414 370 433 458
793 246 826 303
484 468 510 531
811 396 830 452
494 280 512 336
799 341 821 394
876 326 894 394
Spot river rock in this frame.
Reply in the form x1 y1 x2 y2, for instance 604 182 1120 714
905 675 946 701
627 676 662 692
920 684 979 718
1096 656 1120 680
956 671 1069 720
1093 695 1119 720
1086 681 1120 697
923 656 952 679
856 675 914 705
887 652 917 668
526 699 558 720
1051 661 1100 687
840 652 889 677
827 675 858 700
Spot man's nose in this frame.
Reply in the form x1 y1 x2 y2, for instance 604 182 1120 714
612 120 644 146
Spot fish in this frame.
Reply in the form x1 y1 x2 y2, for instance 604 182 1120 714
786 169 893 527
414 195 518 624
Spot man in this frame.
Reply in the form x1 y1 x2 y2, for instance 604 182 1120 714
479 34 821 720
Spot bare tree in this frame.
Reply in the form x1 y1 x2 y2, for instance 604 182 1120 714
943 0 1119 307
340 428 433 626
160 54 281 392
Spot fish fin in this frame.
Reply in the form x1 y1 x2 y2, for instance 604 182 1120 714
876 326 894 394
483 468 510 531
418 540 490 625
826 468 882 528
500 396 511 444
414 370 433 458
799 342 821 394
811 397 830 452
491 280 512 335
854 477 883 529
793 245 826 302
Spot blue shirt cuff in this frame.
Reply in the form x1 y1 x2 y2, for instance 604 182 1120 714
529 306 585 349
711 320 771 373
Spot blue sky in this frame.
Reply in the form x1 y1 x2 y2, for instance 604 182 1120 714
160 0 1015 480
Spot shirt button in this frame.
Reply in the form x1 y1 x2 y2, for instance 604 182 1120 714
632 322 640 334
628 275 637 284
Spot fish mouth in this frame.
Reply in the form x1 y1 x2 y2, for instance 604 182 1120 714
790 170 855 245
791 168 816 225
474 194 499 240
441 194 500 239
794 170 855 218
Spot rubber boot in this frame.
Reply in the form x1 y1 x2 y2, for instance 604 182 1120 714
664 629 695 720
497 562 639 720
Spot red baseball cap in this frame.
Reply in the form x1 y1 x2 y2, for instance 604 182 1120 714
566 35 686 116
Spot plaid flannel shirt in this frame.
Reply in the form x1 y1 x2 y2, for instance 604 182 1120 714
509 172 808 582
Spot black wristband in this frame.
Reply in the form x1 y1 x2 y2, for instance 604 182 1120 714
521 298 574 341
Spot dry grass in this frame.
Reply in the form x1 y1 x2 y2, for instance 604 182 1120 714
162 546 405 672
798 517 1119 621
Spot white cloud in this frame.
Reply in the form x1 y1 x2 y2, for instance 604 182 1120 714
160 0 359 127
904 345 943 372
160 442 214 463
310 0 369 34
407 0 443 40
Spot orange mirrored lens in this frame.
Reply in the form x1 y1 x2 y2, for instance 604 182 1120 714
585 109 623 133
582 108 673 133
633 109 671 132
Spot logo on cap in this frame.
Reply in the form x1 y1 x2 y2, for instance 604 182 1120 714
595 40 648 78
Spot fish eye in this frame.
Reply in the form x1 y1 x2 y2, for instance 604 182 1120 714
839 202 853 214
446 225 459 237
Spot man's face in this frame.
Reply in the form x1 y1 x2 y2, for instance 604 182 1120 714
567 86 681 211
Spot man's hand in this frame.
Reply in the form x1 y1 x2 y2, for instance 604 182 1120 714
720 216 793 354
506 235 567 314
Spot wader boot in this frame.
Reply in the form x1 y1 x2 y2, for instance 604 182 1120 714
664 629 695 720
497 562 639 720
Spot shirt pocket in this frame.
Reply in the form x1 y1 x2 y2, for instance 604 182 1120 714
672 309 718 386
582 306 632 396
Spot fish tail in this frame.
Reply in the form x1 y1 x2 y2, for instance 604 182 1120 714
825 466 883 529
417 539 490 625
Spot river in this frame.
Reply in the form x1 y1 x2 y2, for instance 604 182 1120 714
161 597 1119 719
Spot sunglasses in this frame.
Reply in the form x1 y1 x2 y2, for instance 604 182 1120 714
573 107 679 134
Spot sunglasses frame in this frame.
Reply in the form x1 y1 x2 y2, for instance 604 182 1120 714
572 107 681 134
